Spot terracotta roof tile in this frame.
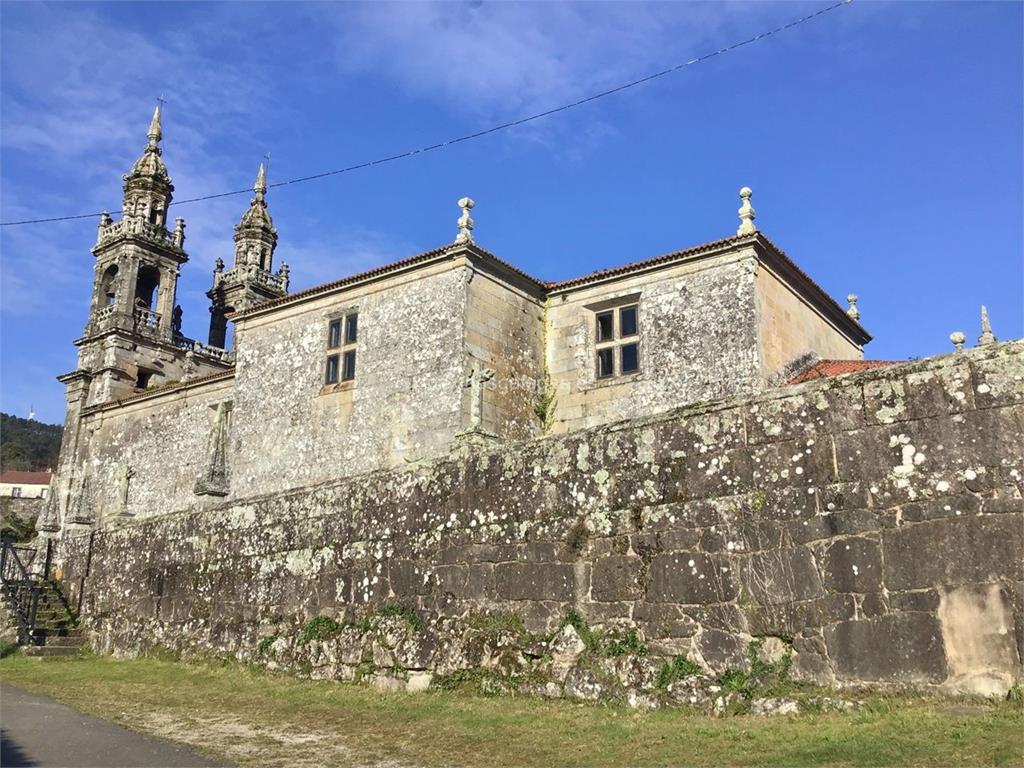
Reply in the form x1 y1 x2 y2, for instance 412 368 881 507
234 230 868 346
546 234 749 290
0 470 53 485
787 359 897 385
237 242 546 318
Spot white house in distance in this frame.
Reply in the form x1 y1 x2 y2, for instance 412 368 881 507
0 471 53 499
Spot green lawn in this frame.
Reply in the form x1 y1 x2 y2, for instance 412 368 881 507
1 654 1021 767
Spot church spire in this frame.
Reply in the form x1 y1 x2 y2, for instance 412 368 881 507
254 161 267 201
122 104 174 227
207 160 288 348
147 103 163 148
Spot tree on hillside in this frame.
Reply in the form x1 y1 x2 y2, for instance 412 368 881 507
0 413 64 472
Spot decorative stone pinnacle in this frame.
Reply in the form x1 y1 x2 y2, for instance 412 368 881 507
978 305 997 346
950 331 966 352
455 197 475 244
254 162 267 200
846 294 860 321
173 217 186 248
737 186 756 236
147 103 163 147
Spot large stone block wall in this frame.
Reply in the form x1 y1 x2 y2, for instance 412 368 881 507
463 268 544 441
55 342 1023 698
754 264 863 379
231 263 470 497
74 375 235 521
546 251 762 434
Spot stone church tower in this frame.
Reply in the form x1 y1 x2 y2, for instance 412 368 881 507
48 107 234 528
64 104 201 406
206 163 289 348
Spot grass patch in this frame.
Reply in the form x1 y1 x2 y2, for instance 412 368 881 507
2 654 1022 767
0 638 20 659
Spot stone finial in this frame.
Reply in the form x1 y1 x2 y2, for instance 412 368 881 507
214 257 225 273
173 216 186 247
254 162 267 200
147 102 163 147
846 294 860 321
950 331 966 352
278 261 290 292
455 197 475 244
978 305 997 346
737 186 756 236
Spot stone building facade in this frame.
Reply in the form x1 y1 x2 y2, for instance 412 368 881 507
42 113 868 531
33 111 1023 699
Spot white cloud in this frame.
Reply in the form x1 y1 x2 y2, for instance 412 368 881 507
319 2 766 118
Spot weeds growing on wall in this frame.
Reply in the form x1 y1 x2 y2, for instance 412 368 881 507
560 609 647 658
565 519 589 556
656 655 702 690
357 603 424 633
297 616 342 644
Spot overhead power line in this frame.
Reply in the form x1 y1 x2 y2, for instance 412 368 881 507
1 0 852 228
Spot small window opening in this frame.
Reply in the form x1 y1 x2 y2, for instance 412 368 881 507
593 301 641 379
11 487 22 498
325 354 340 384
323 312 359 387
620 305 638 337
342 349 357 381
621 343 640 373
328 319 342 349
136 370 154 389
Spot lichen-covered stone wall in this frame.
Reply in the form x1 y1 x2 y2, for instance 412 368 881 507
75 375 235 521
229 263 469 498
55 341 1023 700
546 251 762 433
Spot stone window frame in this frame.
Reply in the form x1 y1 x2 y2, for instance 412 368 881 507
588 293 642 381
322 307 359 393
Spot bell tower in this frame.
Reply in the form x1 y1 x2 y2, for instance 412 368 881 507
207 163 289 348
61 105 232 408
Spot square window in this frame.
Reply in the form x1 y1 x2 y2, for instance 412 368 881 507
620 305 638 337
342 349 357 381
345 313 358 344
596 311 614 342
621 342 640 373
597 348 614 378
327 319 342 349
325 354 340 384
11 487 21 498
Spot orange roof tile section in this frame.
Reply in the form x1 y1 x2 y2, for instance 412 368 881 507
787 359 897 385
0 470 53 485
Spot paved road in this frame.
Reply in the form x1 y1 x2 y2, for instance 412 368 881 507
0 682 233 767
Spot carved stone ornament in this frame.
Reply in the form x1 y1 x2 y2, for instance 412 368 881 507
195 400 232 496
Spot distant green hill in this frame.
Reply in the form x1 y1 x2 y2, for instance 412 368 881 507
0 413 63 472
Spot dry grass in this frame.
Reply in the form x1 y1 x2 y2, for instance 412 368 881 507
1 654 1022 767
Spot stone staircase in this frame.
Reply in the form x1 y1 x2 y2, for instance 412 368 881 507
1 538 87 659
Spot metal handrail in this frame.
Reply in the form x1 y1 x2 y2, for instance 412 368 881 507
0 537 55 645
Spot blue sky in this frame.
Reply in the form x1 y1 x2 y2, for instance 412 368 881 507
1 1 1021 425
